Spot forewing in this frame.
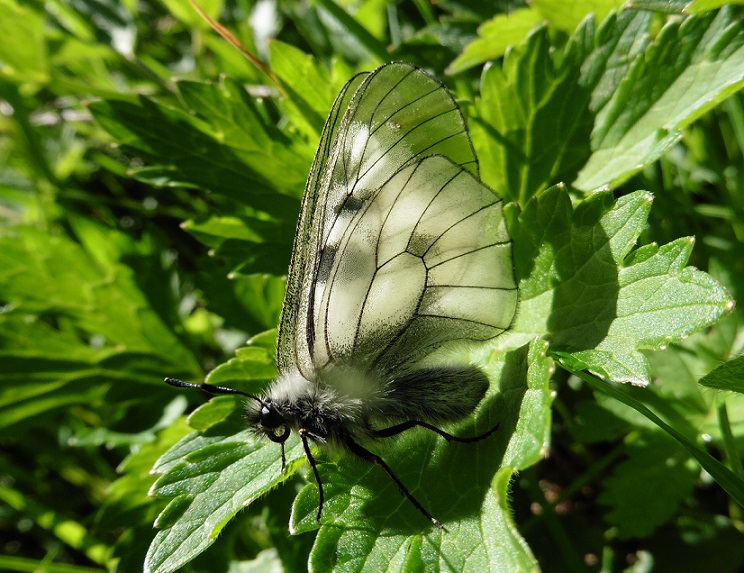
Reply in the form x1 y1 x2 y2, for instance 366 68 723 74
313 155 517 376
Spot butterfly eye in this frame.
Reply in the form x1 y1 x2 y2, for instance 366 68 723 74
260 403 290 443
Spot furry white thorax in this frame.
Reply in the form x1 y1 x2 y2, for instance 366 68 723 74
267 369 316 404
262 367 384 445
270 367 379 406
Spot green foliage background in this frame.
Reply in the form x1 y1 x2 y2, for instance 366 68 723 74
1 0 743 572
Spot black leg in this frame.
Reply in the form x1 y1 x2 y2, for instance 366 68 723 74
299 429 324 524
345 437 445 531
372 419 500 443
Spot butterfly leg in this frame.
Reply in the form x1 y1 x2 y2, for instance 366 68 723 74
372 419 500 442
345 437 446 531
279 441 287 472
298 429 325 525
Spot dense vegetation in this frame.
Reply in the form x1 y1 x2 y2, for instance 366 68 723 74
1 1 743 572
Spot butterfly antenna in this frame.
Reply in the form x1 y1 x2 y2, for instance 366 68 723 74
164 377 264 405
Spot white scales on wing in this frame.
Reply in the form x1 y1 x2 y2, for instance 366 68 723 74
314 152 515 377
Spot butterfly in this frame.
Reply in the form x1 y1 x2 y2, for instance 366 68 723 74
167 61 518 530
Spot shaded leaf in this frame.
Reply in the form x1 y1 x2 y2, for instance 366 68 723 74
506 186 733 383
598 433 698 538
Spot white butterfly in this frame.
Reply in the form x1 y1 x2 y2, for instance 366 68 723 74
167 62 518 529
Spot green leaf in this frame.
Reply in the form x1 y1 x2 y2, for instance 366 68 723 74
0 226 201 429
531 0 625 32
473 22 598 204
205 345 278 391
0 226 197 366
269 41 351 140
506 186 733 383
699 355 744 393
147 346 290 572
145 398 306 573
472 8 744 202
160 0 222 27
598 432 698 537
0 0 48 83
89 80 308 215
576 7 744 190
447 8 545 75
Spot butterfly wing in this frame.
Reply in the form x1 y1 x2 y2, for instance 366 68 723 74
278 62 516 387
316 154 517 376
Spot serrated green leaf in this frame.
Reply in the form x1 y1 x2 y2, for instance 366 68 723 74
506 186 733 383
147 350 288 572
576 7 744 190
89 81 307 216
599 433 698 538
699 355 744 393
269 41 343 139
287 340 552 573
473 23 597 204
146 415 305 573
472 8 744 202
174 78 308 198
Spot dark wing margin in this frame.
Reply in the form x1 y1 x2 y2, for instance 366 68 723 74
276 71 368 378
